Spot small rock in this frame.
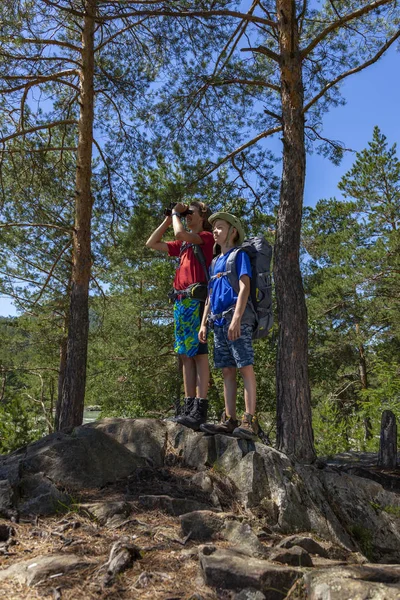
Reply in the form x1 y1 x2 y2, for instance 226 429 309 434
199 544 217 556
179 547 198 560
80 501 132 525
0 553 91 586
269 545 313 567
191 472 213 493
276 535 329 558
223 521 267 557
180 511 233 541
0 524 15 542
0 479 17 519
191 472 222 509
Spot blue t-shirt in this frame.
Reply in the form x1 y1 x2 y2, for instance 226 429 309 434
209 248 251 325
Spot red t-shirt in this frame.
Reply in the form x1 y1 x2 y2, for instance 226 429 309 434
167 231 214 291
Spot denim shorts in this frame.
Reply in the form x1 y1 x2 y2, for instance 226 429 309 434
213 322 254 369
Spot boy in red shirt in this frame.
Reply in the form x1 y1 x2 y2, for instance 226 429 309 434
146 201 213 429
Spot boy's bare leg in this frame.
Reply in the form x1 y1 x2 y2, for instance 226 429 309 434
194 353 209 398
240 365 257 416
181 355 196 398
222 367 238 419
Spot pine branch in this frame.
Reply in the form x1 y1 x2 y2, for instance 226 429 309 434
305 125 354 152
240 45 280 62
194 126 282 181
303 29 400 114
210 0 261 80
0 222 73 232
31 240 72 309
0 147 77 153
98 8 277 28
12 250 68 286
0 120 78 144
206 77 280 93
6 36 80 53
301 0 394 59
95 17 152 51
0 51 80 66
1 69 79 82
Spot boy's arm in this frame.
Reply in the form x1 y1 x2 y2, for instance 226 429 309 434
228 274 250 341
145 216 172 252
198 296 211 343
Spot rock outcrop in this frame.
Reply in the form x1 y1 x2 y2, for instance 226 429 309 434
1 417 400 599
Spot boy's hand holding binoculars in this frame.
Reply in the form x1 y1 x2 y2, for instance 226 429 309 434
164 202 193 217
172 202 187 214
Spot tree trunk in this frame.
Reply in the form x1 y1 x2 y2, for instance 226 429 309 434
378 410 397 469
0 369 6 404
358 341 372 441
54 333 68 430
58 0 96 431
358 343 368 389
274 0 316 462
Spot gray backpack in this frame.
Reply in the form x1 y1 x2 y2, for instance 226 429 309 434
211 237 273 339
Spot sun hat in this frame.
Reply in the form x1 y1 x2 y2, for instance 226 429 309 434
208 212 245 245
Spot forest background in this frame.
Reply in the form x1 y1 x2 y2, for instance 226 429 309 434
0 1 399 459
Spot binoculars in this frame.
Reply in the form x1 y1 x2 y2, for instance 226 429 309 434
164 202 193 217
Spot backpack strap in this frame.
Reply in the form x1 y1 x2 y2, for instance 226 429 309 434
224 247 241 294
209 255 219 279
193 243 210 283
209 248 242 287
180 241 209 283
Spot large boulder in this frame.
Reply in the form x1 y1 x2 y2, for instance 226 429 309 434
83 418 168 467
0 427 148 515
199 546 301 598
304 564 400 600
165 421 217 469
316 469 400 563
21 427 147 489
169 427 400 561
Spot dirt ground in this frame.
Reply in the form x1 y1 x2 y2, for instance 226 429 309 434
0 465 245 600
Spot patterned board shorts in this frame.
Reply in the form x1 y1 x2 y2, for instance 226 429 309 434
174 298 208 357
213 322 254 369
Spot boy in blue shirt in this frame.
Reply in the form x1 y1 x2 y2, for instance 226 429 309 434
198 213 258 440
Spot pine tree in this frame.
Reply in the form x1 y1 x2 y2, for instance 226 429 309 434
303 127 400 453
0 1 234 431
152 1 400 461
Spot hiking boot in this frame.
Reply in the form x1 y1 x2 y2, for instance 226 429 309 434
233 413 259 440
165 397 183 422
175 397 195 423
177 397 208 431
167 397 194 422
200 412 239 435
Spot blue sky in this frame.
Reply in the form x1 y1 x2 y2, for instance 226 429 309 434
304 45 400 207
1 46 399 317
